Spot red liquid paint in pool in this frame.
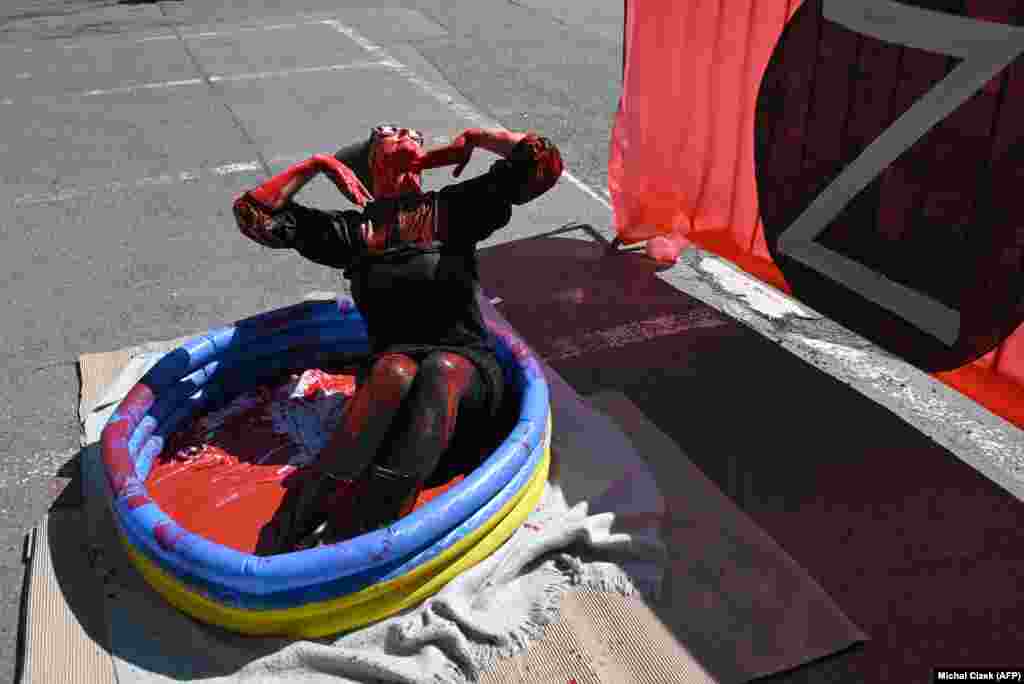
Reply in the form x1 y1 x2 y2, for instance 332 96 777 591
145 368 466 554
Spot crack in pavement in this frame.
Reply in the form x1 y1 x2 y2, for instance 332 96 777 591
158 2 272 180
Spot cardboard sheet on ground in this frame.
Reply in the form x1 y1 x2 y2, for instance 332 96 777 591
58 294 864 683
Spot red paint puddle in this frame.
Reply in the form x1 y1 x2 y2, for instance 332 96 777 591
146 368 468 554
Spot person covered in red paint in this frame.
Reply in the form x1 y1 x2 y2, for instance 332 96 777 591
232 125 563 553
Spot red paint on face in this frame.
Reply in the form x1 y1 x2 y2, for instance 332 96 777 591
370 132 423 199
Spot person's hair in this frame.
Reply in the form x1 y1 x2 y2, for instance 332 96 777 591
334 137 374 197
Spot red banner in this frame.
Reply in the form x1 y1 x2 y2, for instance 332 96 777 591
610 0 1024 428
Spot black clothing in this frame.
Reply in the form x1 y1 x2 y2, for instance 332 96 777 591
246 136 560 417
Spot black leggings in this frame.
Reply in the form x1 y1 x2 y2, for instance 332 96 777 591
355 345 504 483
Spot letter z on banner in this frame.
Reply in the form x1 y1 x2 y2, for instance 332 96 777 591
754 0 1024 372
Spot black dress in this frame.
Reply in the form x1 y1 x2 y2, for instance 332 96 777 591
235 136 562 419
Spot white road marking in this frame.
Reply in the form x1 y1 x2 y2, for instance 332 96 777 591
79 77 203 97
12 17 613 214
12 156 302 207
16 72 31 79
320 19 613 213
699 257 817 320
795 336 1024 490
58 60 390 98
65 17 331 48
208 60 391 84
208 161 265 175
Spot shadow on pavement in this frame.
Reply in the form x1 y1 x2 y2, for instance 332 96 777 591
478 235 1024 684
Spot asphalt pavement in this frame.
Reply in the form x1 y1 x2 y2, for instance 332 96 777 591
2 1 1022 682
0 1 621 680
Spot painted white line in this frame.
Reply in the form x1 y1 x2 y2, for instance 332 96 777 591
208 60 391 84
13 19 612 213
78 77 204 97
795 336 1024 489
700 257 818 320
58 60 388 99
208 161 265 175
16 72 31 80
12 155 302 207
239 23 299 32
66 17 332 48
540 310 730 361
321 19 612 213
135 35 178 43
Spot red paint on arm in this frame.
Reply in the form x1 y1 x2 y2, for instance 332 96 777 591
315 154 373 207
246 158 321 212
468 128 527 159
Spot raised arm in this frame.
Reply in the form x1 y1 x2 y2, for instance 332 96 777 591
239 154 372 214
407 129 563 247
465 128 527 159
232 155 374 269
414 128 527 177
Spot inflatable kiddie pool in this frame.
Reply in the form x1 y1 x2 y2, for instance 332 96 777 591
100 297 551 637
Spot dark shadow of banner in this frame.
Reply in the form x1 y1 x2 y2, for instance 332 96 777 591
479 235 1024 684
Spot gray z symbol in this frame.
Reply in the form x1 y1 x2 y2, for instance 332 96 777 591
777 0 1024 346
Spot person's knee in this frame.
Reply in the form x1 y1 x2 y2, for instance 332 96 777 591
368 353 418 405
419 352 476 392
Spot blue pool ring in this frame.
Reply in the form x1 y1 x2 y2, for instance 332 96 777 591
100 296 550 615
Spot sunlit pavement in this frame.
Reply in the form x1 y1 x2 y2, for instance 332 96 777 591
0 4 620 680
1 2 1021 683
